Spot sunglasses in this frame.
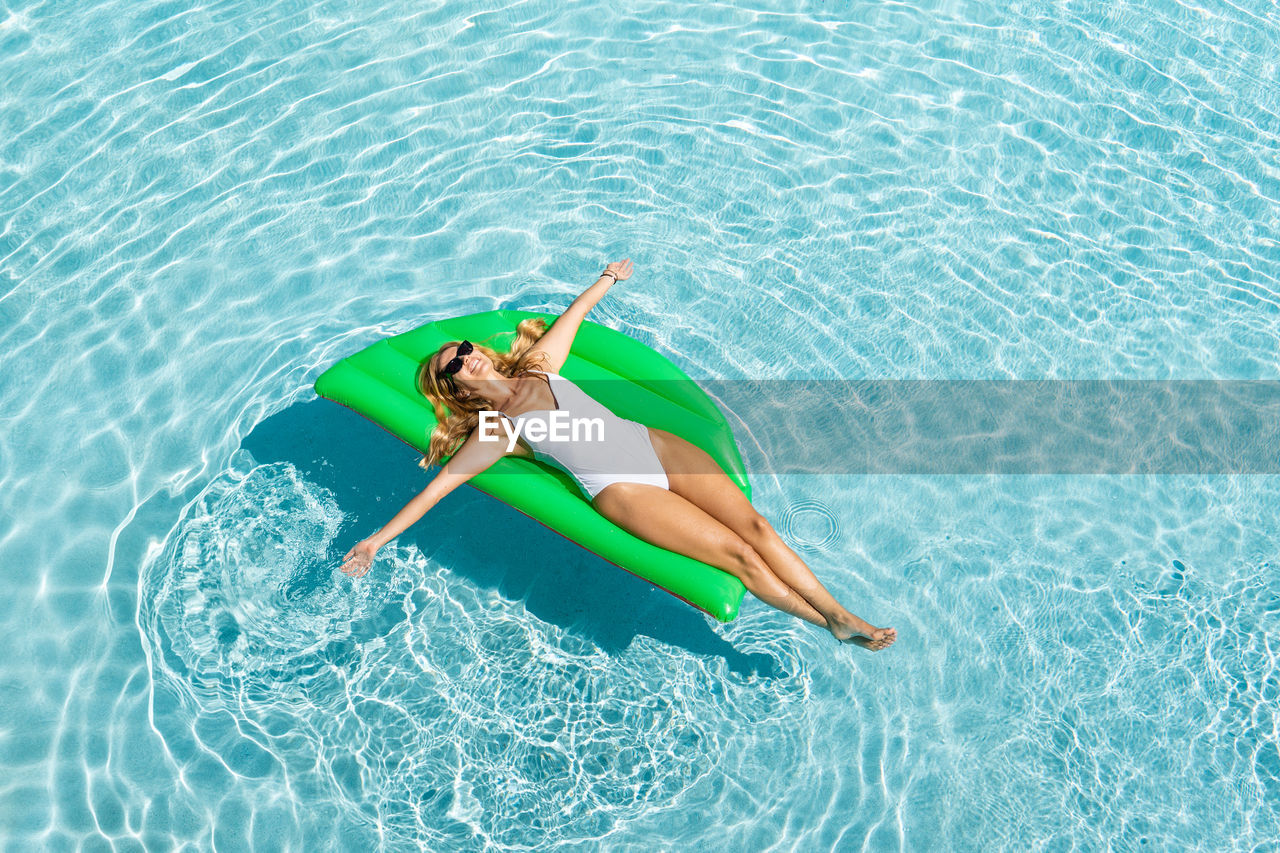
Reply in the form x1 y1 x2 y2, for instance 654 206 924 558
440 340 474 376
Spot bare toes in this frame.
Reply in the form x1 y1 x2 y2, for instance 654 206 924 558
844 627 897 651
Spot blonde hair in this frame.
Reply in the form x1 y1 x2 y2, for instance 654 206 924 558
416 317 551 469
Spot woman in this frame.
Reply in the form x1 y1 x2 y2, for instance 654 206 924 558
340 259 896 651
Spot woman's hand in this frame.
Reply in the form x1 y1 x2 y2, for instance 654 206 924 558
604 258 633 282
340 538 379 578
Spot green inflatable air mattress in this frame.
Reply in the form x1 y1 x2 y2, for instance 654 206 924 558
314 309 750 622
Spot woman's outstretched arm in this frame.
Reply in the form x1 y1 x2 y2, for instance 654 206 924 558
528 258 633 372
339 429 509 577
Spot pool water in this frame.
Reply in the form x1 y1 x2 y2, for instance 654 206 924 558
2 0 1277 849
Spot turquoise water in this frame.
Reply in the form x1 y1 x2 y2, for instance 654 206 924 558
2 0 1278 849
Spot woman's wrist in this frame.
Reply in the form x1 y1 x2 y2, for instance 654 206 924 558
575 269 618 307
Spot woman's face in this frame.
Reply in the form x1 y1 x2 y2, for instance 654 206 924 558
434 342 493 388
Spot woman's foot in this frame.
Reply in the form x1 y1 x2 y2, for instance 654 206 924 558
830 617 897 651
839 627 896 651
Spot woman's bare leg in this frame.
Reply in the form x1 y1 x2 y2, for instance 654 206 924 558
733 514 896 650
647 428 896 651
592 484 830 629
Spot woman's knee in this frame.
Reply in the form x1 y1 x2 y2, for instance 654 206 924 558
745 512 773 542
723 537 769 581
729 512 778 555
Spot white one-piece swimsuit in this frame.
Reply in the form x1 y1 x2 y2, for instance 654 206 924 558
497 369 670 500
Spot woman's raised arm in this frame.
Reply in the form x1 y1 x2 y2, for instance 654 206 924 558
527 258 633 372
338 427 511 577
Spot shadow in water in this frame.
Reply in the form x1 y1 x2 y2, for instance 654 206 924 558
241 398 782 678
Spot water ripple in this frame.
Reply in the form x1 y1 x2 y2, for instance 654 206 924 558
139 459 816 848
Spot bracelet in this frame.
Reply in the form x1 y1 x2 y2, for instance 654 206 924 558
599 270 618 282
